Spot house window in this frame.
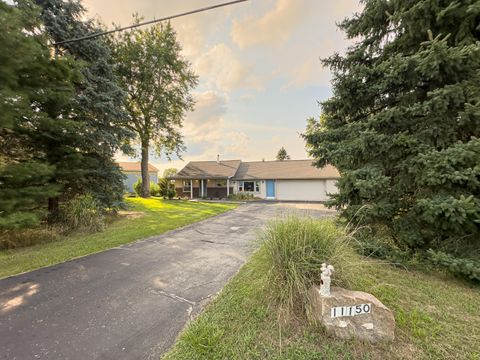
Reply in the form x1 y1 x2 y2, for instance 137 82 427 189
244 181 255 191
183 180 191 191
216 180 227 187
240 181 260 192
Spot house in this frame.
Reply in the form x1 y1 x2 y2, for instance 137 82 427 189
170 157 340 201
117 162 159 192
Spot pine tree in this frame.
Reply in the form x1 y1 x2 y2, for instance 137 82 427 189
304 1 480 254
35 0 133 211
109 20 198 197
0 0 77 228
276 147 290 161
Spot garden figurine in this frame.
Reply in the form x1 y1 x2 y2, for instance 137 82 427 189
320 263 334 296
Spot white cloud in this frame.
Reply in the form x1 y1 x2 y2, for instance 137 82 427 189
83 0 234 59
225 131 251 157
183 91 227 145
181 92 251 162
194 43 262 92
231 0 312 48
223 120 308 161
284 51 331 89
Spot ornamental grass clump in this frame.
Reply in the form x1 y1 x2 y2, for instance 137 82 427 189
258 216 361 318
62 194 105 232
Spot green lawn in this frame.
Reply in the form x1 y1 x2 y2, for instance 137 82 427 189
0 198 237 279
163 249 480 360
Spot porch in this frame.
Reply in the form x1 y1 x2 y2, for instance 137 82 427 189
174 178 233 199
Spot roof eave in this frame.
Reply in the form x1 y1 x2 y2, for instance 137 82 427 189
168 175 231 180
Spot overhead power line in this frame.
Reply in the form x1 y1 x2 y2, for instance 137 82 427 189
53 0 249 46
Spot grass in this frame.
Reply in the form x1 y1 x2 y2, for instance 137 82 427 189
164 218 480 360
260 217 360 317
0 198 237 279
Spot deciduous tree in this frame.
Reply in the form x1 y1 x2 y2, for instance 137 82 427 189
163 168 178 178
110 20 197 197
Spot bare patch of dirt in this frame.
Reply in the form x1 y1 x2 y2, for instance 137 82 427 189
117 211 145 219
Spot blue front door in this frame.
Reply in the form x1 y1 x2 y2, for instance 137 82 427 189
266 180 275 198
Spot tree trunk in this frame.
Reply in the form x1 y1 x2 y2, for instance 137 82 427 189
48 196 60 222
140 137 150 198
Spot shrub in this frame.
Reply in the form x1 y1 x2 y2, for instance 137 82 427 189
352 226 414 265
133 179 160 197
256 216 361 319
150 182 160 197
227 193 254 201
133 179 142 196
159 177 176 198
158 178 169 197
166 187 176 199
352 226 480 282
62 194 105 232
427 250 480 282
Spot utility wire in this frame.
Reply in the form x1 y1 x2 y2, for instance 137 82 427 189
53 0 249 46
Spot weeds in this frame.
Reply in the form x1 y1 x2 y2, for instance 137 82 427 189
0 227 60 250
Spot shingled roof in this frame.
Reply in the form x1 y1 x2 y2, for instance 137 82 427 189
117 162 159 172
170 159 339 180
172 160 242 179
234 160 339 180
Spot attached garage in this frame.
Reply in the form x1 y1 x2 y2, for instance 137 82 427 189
276 179 336 202
233 160 340 202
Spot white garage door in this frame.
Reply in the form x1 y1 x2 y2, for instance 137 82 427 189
276 180 336 201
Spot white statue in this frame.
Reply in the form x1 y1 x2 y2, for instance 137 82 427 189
319 263 335 297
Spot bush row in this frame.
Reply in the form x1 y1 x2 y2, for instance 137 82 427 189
0 193 105 250
352 226 480 282
133 179 176 198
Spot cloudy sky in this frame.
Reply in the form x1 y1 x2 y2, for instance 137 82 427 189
83 0 362 174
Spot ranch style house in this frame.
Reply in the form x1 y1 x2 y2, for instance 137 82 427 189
169 157 340 201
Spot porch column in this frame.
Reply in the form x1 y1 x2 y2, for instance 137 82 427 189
227 178 230 197
190 179 193 199
201 179 204 198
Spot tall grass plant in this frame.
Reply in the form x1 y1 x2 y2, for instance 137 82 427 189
255 216 362 319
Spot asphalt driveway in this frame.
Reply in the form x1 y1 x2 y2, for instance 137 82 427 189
0 202 334 360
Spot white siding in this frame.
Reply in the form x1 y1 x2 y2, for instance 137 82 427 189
123 171 158 192
276 180 334 201
232 179 338 201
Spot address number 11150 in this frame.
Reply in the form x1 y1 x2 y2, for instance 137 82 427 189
330 303 372 318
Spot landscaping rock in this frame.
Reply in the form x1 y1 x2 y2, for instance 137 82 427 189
309 286 395 343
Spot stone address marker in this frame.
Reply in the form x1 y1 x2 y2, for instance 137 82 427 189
309 264 395 343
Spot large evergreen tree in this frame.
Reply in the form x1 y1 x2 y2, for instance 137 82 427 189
35 0 133 211
0 0 79 228
304 1 480 255
109 20 198 197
